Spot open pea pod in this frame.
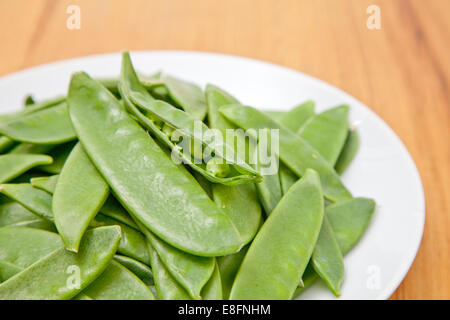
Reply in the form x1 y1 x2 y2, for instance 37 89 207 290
113 255 153 286
68 71 242 257
230 169 324 300
147 241 192 300
119 52 261 186
81 261 155 300
0 154 53 184
0 226 121 300
220 104 352 202
137 221 214 300
298 105 349 166
0 202 54 232
53 143 109 252
206 84 262 243
0 227 63 281
0 102 76 145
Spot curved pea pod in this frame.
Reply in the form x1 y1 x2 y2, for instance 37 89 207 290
53 143 109 252
38 142 76 174
298 105 349 166
217 245 249 300
91 214 150 265
292 198 375 298
0 202 54 231
140 225 214 300
147 241 192 300
0 102 76 145
279 101 315 132
120 53 260 186
0 227 63 281
0 184 53 221
68 71 242 257
279 164 298 195
335 128 359 175
206 84 263 240
30 175 59 194
220 104 352 202
142 74 208 121
81 261 155 300
113 255 153 286
310 215 344 296
230 169 324 300
0 154 53 184
0 136 15 154
0 226 121 300
201 261 223 300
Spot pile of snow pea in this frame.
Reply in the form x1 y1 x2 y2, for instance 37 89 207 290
0 52 375 300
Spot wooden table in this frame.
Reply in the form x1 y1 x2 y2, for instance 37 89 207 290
0 0 448 300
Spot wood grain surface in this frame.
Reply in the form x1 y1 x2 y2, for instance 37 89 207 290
0 0 448 300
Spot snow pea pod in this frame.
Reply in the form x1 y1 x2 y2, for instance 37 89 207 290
230 169 324 300
0 96 65 124
81 260 155 300
217 245 249 300
220 104 352 202
310 215 344 296
147 241 191 300
0 202 54 231
0 136 15 154
53 143 109 252
113 255 153 286
0 227 63 281
0 154 53 184
335 128 359 175
30 175 59 194
120 52 260 186
298 105 349 166
206 84 262 242
68 72 242 257
0 184 53 221
0 102 76 145
142 74 208 121
0 226 121 300
201 261 223 300
278 101 315 132
139 223 214 300
9 143 55 155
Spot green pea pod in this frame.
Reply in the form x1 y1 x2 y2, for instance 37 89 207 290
0 202 55 231
147 241 192 300
91 214 150 265
0 184 53 221
201 261 223 300
0 227 63 281
335 129 359 175
0 96 65 124
279 164 298 195
220 104 352 202
217 245 249 300
38 142 76 174
113 255 153 286
230 169 324 300
0 102 76 145
0 136 15 154
140 225 214 300
0 154 53 184
0 226 121 300
53 143 109 252
68 71 242 257
298 105 349 166
119 52 260 186
142 75 208 121
81 261 155 300
278 101 315 132
30 175 59 194
310 215 344 296
9 143 55 155
293 198 375 298
206 84 263 240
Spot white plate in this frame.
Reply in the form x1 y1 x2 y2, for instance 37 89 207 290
0 51 425 300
